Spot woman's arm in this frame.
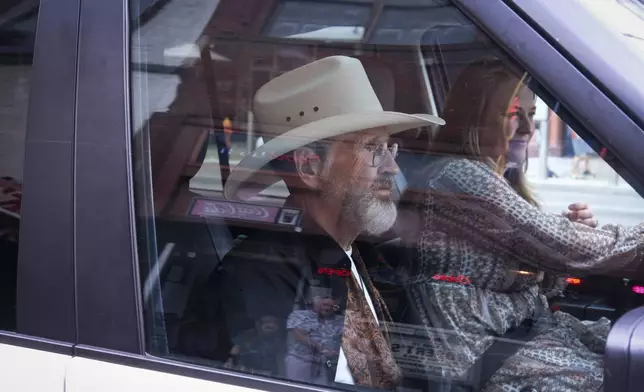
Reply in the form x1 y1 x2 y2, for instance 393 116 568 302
422 158 644 277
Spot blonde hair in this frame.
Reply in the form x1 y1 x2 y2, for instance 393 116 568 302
505 166 539 206
430 61 540 206
432 60 525 172
503 76 541 207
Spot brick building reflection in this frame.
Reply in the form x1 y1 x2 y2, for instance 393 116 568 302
134 0 570 218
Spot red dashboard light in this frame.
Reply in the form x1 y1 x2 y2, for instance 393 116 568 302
632 286 644 295
566 277 582 285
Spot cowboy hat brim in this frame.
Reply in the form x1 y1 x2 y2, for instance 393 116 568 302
223 111 445 200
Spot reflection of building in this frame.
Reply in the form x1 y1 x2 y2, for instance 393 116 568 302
143 0 436 216
546 110 567 156
138 0 568 220
528 107 568 157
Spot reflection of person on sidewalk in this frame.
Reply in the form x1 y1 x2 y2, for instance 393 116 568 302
570 128 594 178
224 314 285 376
223 116 233 151
522 114 558 178
285 287 344 385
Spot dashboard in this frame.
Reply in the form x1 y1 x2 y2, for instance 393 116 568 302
554 275 644 322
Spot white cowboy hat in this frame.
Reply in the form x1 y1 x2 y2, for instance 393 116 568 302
223 55 445 200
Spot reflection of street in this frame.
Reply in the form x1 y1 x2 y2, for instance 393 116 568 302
192 143 644 227
131 0 222 134
528 157 644 227
534 185 644 227
191 142 291 199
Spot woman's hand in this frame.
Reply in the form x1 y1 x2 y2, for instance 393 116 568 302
565 202 598 228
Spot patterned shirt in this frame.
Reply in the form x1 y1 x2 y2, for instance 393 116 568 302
286 309 344 361
401 156 644 381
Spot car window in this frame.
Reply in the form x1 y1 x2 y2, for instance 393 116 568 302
577 0 644 57
513 0 644 127
0 0 39 333
130 0 644 390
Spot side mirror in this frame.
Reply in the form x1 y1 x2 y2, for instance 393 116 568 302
605 306 644 391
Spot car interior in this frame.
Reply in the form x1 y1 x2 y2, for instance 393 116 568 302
2 0 644 390
128 0 644 390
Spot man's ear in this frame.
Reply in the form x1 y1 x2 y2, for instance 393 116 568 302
293 147 323 190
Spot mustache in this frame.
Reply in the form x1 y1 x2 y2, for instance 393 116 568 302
373 176 395 190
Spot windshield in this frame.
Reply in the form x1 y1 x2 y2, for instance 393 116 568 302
577 0 644 58
512 0 644 127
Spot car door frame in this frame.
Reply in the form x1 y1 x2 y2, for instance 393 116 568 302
71 0 644 391
2 0 79 353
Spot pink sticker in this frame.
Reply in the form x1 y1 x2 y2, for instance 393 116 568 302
190 199 280 223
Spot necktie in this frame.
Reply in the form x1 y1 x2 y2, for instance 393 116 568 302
341 248 402 390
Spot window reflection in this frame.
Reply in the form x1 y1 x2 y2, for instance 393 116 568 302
265 1 371 39
131 0 644 391
0 0 39 332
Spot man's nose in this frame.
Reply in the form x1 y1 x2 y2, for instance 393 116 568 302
379 148 400 175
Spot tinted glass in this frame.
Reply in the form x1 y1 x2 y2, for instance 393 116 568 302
0 0 39 332
131 0 644 390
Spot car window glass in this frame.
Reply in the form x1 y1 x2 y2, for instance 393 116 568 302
0 0 39 333
577 0 644 57
131 0 644 390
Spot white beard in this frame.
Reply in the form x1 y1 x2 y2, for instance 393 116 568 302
344 190 397 236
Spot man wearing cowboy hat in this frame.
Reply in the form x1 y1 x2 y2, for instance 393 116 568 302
180 55 444 389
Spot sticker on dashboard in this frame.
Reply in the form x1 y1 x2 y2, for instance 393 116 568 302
188 198 302 227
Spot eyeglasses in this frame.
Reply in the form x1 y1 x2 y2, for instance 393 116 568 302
365 142 399 167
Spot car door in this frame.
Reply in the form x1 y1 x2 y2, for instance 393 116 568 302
0 0 78 390
68 0 644 391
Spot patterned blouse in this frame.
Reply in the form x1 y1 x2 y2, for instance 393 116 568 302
411 156 644 290
401 156 644 385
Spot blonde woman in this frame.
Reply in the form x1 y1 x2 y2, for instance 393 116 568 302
401 60 644 391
